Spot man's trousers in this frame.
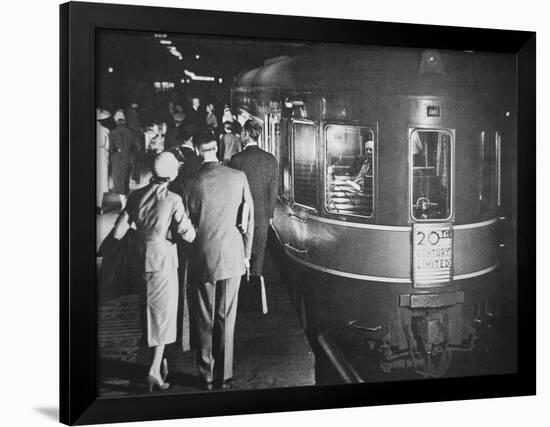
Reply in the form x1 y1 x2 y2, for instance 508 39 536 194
193 276 241 383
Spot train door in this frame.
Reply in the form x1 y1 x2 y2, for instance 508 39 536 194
409 128 455 287
276 119 317 258
272 117 295 249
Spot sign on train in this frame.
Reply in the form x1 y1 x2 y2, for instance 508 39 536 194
413 223 453 286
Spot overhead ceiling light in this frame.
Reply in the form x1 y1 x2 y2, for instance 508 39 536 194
108 67 114 73
218 78 223 83
184 69 213 81
160 40 172 45
195 54 200 59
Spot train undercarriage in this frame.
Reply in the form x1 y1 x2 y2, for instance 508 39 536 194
270 230 516 381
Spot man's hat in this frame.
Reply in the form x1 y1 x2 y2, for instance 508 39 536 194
113 110 126 122
173 112 185 122
180 123 197 142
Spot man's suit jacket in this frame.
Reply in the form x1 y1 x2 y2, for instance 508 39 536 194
164 122 184 150
184 162 254 283
178 145 202 180
186 107 203 130
230 145 279 227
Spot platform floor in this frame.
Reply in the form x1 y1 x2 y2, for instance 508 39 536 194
97 185 315 397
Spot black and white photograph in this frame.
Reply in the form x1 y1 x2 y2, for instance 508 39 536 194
3 0 543 426
95 29 518 395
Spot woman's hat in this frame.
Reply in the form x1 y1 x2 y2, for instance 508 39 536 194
153 152 179 181
96 109 111 120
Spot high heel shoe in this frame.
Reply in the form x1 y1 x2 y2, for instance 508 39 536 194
161 358 169 382
146 374 170 393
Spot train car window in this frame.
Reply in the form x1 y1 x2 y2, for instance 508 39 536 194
325 125 375 217
292 121 317 209
410 129 453 221
264 114 271 154
281 118 291 198
271 114 280 158
479 131 501 213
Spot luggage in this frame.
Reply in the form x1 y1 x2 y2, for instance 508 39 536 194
238 275 268 314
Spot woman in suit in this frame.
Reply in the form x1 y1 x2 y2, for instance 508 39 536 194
112 152 196 392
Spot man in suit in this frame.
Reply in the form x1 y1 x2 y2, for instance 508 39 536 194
186 97 203 131
169 124 202 187
164 112 186 151
184 131 254 390
126 102 143 183
167 123 202 349
230 119 279 310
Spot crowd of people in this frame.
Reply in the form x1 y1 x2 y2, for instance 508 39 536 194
96 97 245 213
97 97 279 393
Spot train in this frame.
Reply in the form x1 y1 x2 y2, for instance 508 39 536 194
231 44 516 378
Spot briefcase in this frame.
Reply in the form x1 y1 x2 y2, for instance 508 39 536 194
238 276 268 314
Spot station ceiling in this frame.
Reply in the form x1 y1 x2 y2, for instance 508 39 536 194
97 29 308 86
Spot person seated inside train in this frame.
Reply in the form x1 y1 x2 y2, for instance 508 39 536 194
347 140 373 192
328 154 346 180
349 153 364 177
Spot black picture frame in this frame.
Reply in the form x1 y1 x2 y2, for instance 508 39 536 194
60 1 536 425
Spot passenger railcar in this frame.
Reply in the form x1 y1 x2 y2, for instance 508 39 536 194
231 45 516 378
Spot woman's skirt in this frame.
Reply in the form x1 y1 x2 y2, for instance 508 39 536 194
140 266 179 347
96 147 109 206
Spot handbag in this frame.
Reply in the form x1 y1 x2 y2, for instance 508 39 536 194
97 228 138 300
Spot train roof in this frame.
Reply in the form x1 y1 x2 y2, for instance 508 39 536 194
233 45 514 99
